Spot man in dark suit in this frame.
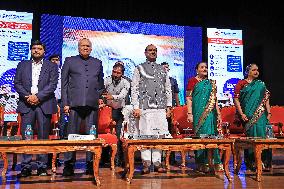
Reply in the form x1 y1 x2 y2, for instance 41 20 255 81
14 40 59 177
61 38 104 176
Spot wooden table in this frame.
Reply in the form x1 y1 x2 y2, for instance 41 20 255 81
122 138 234 183
234 138 284 182
0 139 104 186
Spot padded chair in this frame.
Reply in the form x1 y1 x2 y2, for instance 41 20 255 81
1 106 20 137
1 112 21 170
220 106 245 138
270 106 284 136
0 106 4 136
171 105 194 138
220 105 245 168
97 105 118 170
49 105 61 139
166 105 194 168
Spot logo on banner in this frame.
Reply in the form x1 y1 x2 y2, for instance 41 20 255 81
223 78 240 97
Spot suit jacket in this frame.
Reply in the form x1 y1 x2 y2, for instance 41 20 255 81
61 55 104 108
14 60 59 114
170 77 179 106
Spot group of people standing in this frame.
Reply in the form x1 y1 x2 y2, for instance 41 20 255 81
14 37 272 178
186 62 272 172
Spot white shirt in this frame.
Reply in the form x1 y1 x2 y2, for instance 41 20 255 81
104 76 130 109
54 67 61 99
31 59 43 94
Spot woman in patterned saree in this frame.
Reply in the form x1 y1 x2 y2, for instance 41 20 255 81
234 64 272 171
186 62 223 173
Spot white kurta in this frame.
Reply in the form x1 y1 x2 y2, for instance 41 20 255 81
139 109 169 164
130 62 172 165
139 109 169 135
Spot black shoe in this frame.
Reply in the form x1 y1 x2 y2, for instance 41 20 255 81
153 162 166 173
62 166 74 176
56 158 62 167
141 161 151 175
17 168 32 178
37 167 48 176
141 166 150 175
246 162 256 172
154 165 166 173
85 161 94 175
115 158 124 167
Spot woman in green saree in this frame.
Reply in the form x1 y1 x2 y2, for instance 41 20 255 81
186 62 223 172
234 64 272 171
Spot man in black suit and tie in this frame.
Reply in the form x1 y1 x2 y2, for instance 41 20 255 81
61 38 104 176
14 40 59 177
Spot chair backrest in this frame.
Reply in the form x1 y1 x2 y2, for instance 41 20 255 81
16 113 22 135
0 106 4 125
0 106 4 135
51 105 60 125
14 110 59 138
270 105 284 134
98 105 115 134
221 106 244 134
171 105 193 136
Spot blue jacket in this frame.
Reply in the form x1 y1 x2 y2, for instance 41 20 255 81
14 60 59 114
61 55 104 108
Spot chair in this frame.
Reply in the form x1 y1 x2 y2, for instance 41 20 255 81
50 105 61 139
1 111 21 170
270 106 284 136
220 105 245 168
0 106 4 136
0 106 20 137
220 106 245 138
171 105 194 138
166 105 194 168
97 105 117 170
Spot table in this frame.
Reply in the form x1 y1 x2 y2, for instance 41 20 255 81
0 139 104 186
234 138 284 182
122 138 234 183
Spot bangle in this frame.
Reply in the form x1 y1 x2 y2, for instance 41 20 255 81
187 112 192 114
268 112 272 115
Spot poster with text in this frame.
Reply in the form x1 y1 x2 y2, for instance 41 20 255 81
0 10 33 121
207 28 243 106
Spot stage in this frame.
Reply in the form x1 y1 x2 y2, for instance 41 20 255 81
1 150 284 188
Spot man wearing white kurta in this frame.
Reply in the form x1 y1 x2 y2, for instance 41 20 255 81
131 44 172 174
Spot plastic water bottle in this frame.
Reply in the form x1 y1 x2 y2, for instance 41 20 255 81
266 124 274 139
25 124 33 140
64 114 69 122
89 125 97 139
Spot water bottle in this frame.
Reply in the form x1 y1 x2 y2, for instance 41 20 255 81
89 125 97 139
265 124 274 139
25 124 33 140
64 114 69 123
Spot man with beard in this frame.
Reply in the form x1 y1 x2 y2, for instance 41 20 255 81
14 40 59 177
102 63 130 166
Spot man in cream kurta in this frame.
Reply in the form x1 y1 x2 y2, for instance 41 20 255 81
131 44 172 174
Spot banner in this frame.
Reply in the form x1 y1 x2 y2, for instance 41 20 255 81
207 28 243 106
0 10 33 121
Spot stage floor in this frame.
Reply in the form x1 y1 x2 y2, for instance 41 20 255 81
1 150 284 188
